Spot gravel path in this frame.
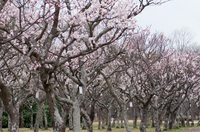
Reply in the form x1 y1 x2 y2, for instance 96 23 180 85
184 127 200 132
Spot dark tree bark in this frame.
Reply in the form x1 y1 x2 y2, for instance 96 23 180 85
107 107 112 131
186 110 190 127
61 104 67 132
20 106 24 128
0 99 3 132
120 117 124 128
98 110 101 129
43 104 48 130
168 112 177 129
116 110 120 128
163 111 169 131
102 117 105 129
151 112 155 128
133 106 138 128
155 109 161 132
30 106 34 129
69 107 73 130
82 118 87 130
139 107 149 132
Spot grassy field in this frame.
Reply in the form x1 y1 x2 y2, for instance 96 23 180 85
2 121 199 132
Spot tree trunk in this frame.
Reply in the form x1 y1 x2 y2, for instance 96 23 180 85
140 108 148 132
116 110 119 128
80 108 93 132
39 115 44 129
34 102 43 132
180 113 185 127
69 107 73 130
0 99 3 132
61 105 67 132
112 117 115 128
120 118 124 128
89 101 95 123
102 117 105 129
43 104 48 130
133 106 138 128
121 106 131 132
186 111 190 127
30 107 34 129
191 110 195 126
41 72 64 132
163 112 169 131
0 82 20 132
20 106 24 128
73 100 81 132
168 112 176 129
181 117 185 127
82 118 87 130
8 115 11 132
155 109 161 132
10 115 19 132
107 108 112 131
98 111 101 129
151 113 155 128
43 87 64 132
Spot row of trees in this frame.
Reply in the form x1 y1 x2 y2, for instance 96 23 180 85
0 0 199 132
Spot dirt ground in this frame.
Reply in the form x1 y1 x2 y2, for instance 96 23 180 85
184 127 200 132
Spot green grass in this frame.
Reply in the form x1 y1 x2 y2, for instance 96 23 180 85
2 121 199 132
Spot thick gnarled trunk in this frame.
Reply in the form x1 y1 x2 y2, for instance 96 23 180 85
44 87 64 132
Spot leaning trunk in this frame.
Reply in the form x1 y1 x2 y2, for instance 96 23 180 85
43 84 64 132
121 105 131 132
82 118 87 130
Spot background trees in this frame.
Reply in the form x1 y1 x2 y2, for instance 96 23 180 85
0 0 200 132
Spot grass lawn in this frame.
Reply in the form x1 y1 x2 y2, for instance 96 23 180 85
2 121 199 132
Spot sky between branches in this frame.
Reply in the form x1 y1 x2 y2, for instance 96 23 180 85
136 0 200 45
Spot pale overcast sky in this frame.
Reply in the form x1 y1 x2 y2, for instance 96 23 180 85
136 0 200 44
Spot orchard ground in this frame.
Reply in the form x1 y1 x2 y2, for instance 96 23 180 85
2 121 200 132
